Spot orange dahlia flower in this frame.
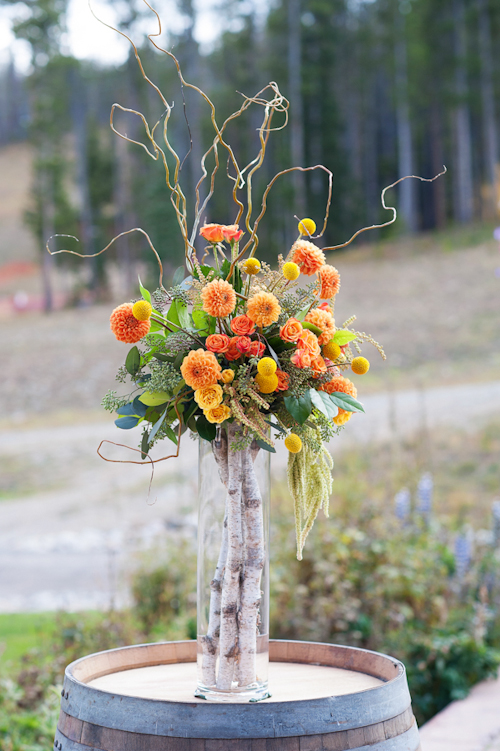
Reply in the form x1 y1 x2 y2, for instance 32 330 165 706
110 303 151 343
318 265 341 299
180 349 222 389
201 279 236 318
247 292 281 328
290 240 325 276
230 315 255 336
305 308 336 346
320 374 357 398
280 317 303 343
297 329 321 358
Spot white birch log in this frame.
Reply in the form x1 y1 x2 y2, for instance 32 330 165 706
237 444 265 687
200 428 229 686
216 422 244 689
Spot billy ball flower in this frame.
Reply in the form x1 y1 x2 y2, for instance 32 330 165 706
318 265 341 299
291 239 325 276
351 356 370 375
201 279 236 318
194 384 223 410
322 340 341 360
255 372 279 393
298 218 316 236
282 262 300 281
181 349 222 390
285 433 302 453
132 300 152 321
242 257 261 275
110 303 151 343
257 357 277 377
247 292 281 328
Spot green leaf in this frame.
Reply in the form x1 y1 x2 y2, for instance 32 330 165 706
254 438 276 453
173 265 185 286
267 336 294 353
333 329 357 346
309 389 339 419
148 409 167 442
184 399 199 425
302 321 323 336
138 276 151 304
116 402 138 416
140 431 149 459
166 299 180 327
192 307 210 335
139 391 170 406
295 305 311 322
153 352 172 362
176 300 190 329
264 419 287 435
330 391 365 413
196 414 217 442
187 414 198 432
132 396 149 417
149 319 165 334
284 393 312 425
115 415 140 429
125 346 141 376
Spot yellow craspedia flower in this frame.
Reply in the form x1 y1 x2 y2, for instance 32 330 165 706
282 262 300 281
205 404 232 423
255 372 279 394
322 340 341 360
285 433 302 453
351 356 370 375
334 410 352 426
257 357 277 377
221 369 234 384
194 384 223 410
298 218 316 236
132 300 153 321
242 257 261 275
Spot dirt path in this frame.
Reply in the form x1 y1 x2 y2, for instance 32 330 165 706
1 380 499 613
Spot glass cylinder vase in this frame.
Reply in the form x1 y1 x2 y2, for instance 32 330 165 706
196 422 270 702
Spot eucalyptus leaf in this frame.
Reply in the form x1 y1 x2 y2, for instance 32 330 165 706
333 329 357 346
330 391 365 413
125 346 141 376
116 402 139 416
196 414 217 442
138 276 151 304
148 409 167 442
115 415 140 429
284 392 312 425
140 431 149 459
132 396 149 417
172 265 185 287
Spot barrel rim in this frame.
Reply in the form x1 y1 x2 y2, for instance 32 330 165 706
60 639 412 739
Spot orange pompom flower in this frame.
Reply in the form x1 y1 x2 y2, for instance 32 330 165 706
276 369 290 391
180 349 222 389
201 279 236 318
318 265 341 299
320 374 358 399
305 307 336 346
247 292 281 328
231 315 255 336
110 303 151 343
291 240 325 276
280 317 303 343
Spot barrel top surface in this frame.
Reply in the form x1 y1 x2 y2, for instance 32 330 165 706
61 640 412 739
88 660 383 702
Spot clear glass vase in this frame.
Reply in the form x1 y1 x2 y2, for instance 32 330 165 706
196 422 270 702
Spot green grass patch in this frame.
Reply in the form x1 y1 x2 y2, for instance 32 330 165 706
0 613 58 667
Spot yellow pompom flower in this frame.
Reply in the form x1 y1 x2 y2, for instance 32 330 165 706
298 218 316 236
333 410 352 426
285 433 302 453
257 357 277 377
132 300 153 321
242 257 261 275
283 262 300 281
194 384 223 410
221 369 234 384
205 404 232 423
322 340 341 360
351 356 370 375
255 372 279 394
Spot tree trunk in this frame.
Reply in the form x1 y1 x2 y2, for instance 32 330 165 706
288 0 306 218
452 0 474 224
394 10 417 233
477 0 498 219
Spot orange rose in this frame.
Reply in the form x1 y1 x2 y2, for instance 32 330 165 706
297 330 321 358
235 336 252 355
279 318 303 343
231 315 256 336
291 348 312 368
205 334 230 353
222 224 244 242
250 340 266 357
200 223 225 243
225 337 242 362
276 369 290 391
310 355 327 376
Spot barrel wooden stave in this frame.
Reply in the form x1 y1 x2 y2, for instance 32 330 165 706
55 640 420 751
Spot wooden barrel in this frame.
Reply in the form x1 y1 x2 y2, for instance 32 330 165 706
54 639 421 751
